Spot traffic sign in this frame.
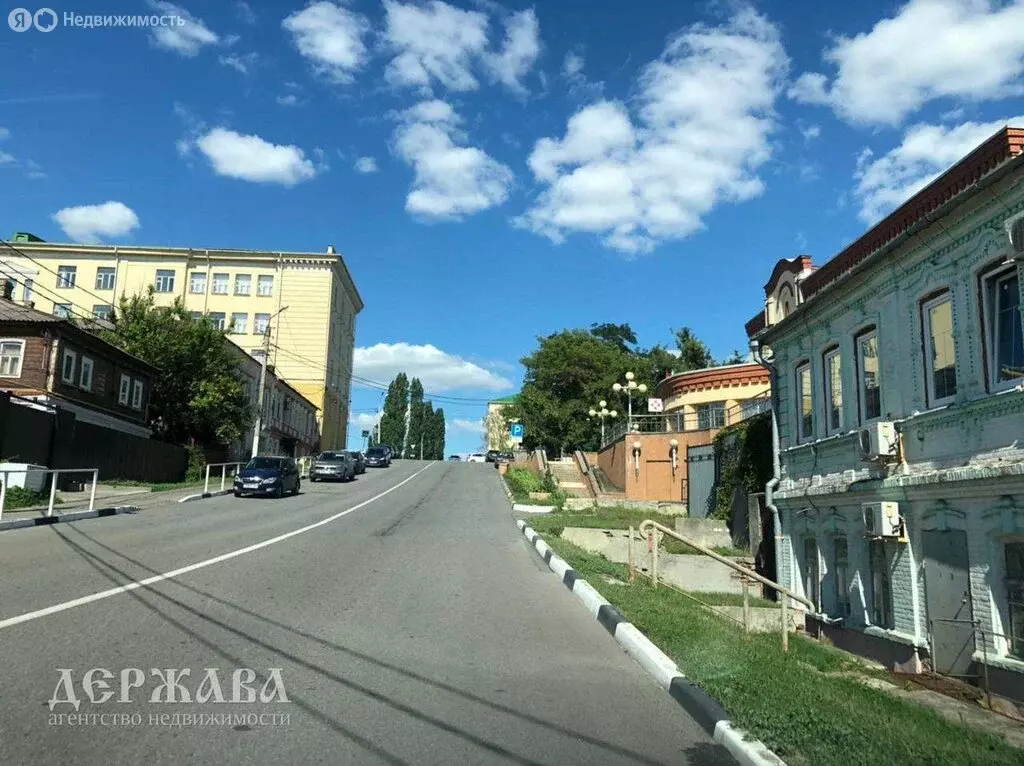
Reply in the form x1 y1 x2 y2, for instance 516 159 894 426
361 430 370 438
509 423 525 439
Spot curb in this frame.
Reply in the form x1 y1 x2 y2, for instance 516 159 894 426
516 519 786 766
511 503 554 513
0 505 140 532
179 489 235 503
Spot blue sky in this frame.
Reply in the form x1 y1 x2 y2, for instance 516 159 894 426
2 0 1024 454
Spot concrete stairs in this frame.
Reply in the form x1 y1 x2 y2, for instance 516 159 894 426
548 459 593 498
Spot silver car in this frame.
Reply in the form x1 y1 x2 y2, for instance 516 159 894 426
309 451 355 482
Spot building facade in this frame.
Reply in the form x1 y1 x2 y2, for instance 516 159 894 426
656 362 770 430
1 236 362 448
485 395 520 451
747 127 1024 700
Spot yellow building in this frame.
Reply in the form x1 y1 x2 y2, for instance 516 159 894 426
485 395 520 451
1 233 363 448
655 362 770 429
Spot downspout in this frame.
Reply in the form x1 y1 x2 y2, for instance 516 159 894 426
764 363 784 599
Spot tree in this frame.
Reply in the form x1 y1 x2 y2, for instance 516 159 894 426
426 407 446 459
405 378 425 458
721 349 748 365
589 322 638 353
674 327 715 372
102 290 250 446
378 373 408 452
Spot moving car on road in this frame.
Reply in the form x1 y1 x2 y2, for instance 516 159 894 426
485 450 502 463
365 447 391 467
309 451 356 482
466 453 486 463
448 455 461 461
234 456 301 498
347 450 367 474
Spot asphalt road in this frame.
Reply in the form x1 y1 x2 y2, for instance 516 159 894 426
0 461 728 765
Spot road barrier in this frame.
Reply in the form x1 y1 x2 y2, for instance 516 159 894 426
204 463 242 494
0 467 99 522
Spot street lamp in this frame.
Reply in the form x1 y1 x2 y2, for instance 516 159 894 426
612 371 648 433
588 400 618 445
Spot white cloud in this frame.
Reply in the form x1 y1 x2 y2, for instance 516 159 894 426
354 156 379 173
349 412 381 430
0 151 16 164
853 116 1024 223
483 8 541 95
562 48 604 99
517 6 787 253
236 1 256 24
563 51 584 78
283 1 371 84
800 123 821 141
276 93 301 107
195 128 318 185
450 418 485 434
219 52 259 74
789 0 1024 125
383 0 489 92
52 202 140 243
354 342 513 392
147 1 219 57
393 100 514 219
0 127 9 141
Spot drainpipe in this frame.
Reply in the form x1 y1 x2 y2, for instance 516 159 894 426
750 340 786 605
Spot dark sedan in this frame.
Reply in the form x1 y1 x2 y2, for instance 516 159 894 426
234 456 300 498
346 451 367 474
365 447 390 467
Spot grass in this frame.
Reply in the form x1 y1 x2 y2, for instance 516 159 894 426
102 478 205 492
540 534 1022 766
662 538 748 557
526 505 680 536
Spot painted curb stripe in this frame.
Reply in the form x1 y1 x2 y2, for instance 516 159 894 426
714 722 787 766
596 603 626 635
669 676 729 733
0 506 137 532
562 569 578 590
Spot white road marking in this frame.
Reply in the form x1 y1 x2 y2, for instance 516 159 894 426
0 464 434 631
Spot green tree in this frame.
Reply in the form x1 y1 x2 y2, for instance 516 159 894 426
378 373 408 452
589 322 638 353
102 290 250 446
721 349 747 365
423 406 445 459
405 378 425 457
674 326 715 371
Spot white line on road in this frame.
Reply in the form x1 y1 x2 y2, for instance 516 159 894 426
0 464 434 632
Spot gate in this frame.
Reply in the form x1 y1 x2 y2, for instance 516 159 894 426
686 443 716 518
923 529 975 676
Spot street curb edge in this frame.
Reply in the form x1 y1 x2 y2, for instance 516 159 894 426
0 505 140 532
179 489 235 503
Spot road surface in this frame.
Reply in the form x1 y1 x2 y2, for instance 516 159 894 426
0 461 728 765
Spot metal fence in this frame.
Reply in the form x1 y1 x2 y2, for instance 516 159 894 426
602 392 771 448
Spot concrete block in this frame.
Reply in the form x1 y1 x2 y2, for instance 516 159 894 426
674 517 734 549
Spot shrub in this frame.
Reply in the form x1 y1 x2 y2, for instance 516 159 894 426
3 486 50 510
505 467 544 498
185 443 207 482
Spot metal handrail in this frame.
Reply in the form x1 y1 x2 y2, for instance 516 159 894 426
204 462 242 494
0 467 99 521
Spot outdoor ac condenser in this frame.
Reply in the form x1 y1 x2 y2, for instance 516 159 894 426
862 502 901 537
858 421 897 460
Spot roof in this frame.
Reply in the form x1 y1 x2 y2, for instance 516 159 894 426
763 255 814 293
0 300 65 324
657 362 769 400
490 394 519 404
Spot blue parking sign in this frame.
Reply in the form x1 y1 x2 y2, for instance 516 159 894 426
510 423 524 438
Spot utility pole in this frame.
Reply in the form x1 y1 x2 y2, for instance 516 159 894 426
251 306 288 458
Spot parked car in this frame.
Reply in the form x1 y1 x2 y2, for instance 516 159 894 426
485 449 502 463
346 450 367 474
234 456 301 498
495 452 514 464
466 453 486 463
448 455 461 462
309 451 356 482
365 447 391 467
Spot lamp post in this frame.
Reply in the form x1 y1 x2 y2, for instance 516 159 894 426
588 400 618 446
612 371 648 433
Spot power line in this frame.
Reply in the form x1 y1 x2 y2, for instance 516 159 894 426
0 239 126 312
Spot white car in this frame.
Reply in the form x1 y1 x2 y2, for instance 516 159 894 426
466 453 486 463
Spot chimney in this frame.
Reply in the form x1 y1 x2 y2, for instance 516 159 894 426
326 245 336 254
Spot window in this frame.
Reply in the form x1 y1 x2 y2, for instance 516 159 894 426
983 267 1023 389
823 347 842 433
212 273 229 295
923 293 957 404
0 340 25 377
796 362 813 441
154 269 175 293
23 278 33 302
209 312 226 331
696 401 726 430
230 312 247 334
189 271 207 294
234 274 251 296
119 374 131 405
93 304 112 320
61 349 76 383
253 313 270 336
1007 542 1024 659
257 275 274 296
95 267 115 290
78 356 93 391
132 380 143 410
53 304 72 319
856 329 881 423
778 283 794 319
803 538 819 610
190 311 203 321
56 265 76 288
833 537 851 618
869 540 894 629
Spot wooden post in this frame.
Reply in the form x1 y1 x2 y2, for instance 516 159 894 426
652 530 659 589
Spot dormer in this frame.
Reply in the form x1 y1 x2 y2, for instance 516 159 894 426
745 255 817 339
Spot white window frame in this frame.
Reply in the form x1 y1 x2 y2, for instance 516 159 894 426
132 379 143 410
154 269 176 294
53 304 72 319
211 273 229 295
78 356 94 391
0 339 25 378
982 265 1024 392
56 265 76 289
230 313 247 335
234 274 252 296
823 346 843 434
119 373 131 405
253 313 270 336
257 274 274 297
22 278 33 302
856 328 882 424
189 271 207 295
922 292 958 406
795 361 813 443
833 536 851 618
209 312 226 331
61 349 77 384
93 304 112 320
95 267 115 291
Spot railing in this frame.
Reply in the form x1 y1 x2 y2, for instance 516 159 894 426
601 392 772 448
0 467 99 522
635 519 817 652
204 462 242 494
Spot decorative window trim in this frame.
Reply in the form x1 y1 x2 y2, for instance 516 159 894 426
132 379 144 410
61 348 77 384
920 290 958 407
822 345 843 435
78 356 94 391
795 360 813 443
0 339 26 378
978 261 1024 393
119 373 131 405
854 326 881 425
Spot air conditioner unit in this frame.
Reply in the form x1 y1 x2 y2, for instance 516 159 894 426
863 502 902 537
1007 216 1024 258
859 421 897 460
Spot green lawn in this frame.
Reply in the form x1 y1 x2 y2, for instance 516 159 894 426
540 534 1022 766
526 506 680 535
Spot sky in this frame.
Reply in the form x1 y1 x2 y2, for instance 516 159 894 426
2 0 1024 454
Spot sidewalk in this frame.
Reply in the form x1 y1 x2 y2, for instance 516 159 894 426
0 482 207 522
